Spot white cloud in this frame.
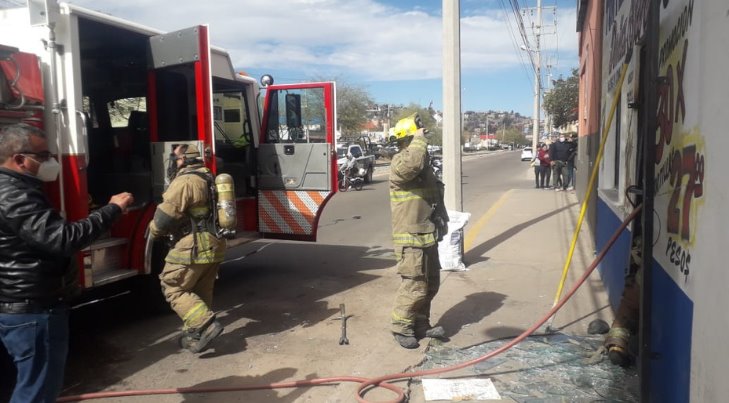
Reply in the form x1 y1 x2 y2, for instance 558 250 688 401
67 0 577 82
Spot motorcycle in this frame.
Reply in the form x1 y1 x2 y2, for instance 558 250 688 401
430 155 443 181
338 166 364 191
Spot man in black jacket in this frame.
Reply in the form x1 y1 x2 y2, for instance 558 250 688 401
0 124 132 403
549 134 572 191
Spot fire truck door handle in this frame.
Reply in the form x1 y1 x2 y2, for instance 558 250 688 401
76 110 89 168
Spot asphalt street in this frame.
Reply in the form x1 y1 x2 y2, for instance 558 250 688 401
1 149 613 402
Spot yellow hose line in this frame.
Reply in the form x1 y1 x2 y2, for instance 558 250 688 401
548 62 631 321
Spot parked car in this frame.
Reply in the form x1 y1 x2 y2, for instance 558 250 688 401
520 147 534 161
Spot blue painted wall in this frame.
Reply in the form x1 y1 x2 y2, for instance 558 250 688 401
596 198 692 401
595 198 632 310
649 259 692 402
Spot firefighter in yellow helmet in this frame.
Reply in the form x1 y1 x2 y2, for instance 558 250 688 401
149 144 226 353
389 114 449 349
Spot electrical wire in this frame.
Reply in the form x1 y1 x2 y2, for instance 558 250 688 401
498 0 537 86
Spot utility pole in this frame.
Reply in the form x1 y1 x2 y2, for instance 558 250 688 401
502 121 506 144
383 104 391 141
521 1 556 150
531 0 542 152
442 0 463 212
485 114 489 139
544 62 553 139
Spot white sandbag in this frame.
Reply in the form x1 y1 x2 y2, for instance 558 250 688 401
438 210 471 271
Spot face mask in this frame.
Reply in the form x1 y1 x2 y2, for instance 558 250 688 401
559 137 565 142
36 157 61 182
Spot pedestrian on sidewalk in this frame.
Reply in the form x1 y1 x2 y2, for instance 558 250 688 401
566 134 577 190
537 143 552 189
531 153 540 188
549 134 571 191
149 144 226 353
388 117 448 349
0 123 133 403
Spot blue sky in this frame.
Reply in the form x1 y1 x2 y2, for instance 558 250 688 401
70 0 578 116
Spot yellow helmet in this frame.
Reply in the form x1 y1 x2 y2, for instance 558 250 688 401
178 143 204 166
390 113 424 143
183 144 201 159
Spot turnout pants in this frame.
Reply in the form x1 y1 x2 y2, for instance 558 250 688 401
391 245 441 336
160 262 220 330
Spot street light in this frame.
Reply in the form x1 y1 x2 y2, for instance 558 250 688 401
521 45 541 152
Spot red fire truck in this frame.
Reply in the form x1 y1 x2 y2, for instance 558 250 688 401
0 1 338 299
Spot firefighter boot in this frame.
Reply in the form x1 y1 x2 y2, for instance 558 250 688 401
180 318 224 353
605 327 632 367
415 325 446 340
393 333 419 349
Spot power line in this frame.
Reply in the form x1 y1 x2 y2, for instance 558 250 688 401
498 0 536 87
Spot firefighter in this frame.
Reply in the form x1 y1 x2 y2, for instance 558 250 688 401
389 115 449 349
149 144 226 353
604 237 642 366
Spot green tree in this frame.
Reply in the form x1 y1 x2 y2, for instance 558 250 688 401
309 76 374 138
543 68 579 129
337 83 373 137
392 104 442 146
500 127 529 146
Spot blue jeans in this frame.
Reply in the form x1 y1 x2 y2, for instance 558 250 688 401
0 305 69 403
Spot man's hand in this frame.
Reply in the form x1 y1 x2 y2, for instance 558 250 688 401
415 127 432 139
173 144 186 158
109 192 134 213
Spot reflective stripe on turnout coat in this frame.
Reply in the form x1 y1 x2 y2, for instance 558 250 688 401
389 136 444 254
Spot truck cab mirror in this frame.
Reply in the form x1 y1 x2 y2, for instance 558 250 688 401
285 93 303 141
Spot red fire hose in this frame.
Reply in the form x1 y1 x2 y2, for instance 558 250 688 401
58 205 642 403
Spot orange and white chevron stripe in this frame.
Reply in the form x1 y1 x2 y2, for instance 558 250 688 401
258 190 329 235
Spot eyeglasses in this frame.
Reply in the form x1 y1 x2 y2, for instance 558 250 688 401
19 151 53 162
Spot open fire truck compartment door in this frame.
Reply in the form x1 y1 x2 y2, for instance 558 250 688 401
258 82 337 241
147 25 217 198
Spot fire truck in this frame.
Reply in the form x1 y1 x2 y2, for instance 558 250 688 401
0 1 338 299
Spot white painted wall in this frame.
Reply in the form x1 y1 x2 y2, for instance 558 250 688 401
655 1 729 400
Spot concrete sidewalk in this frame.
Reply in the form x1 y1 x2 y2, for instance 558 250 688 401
405 185 618 401
438 186 610 343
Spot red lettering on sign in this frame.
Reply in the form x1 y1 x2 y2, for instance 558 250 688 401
675 39 687 124
656 65 674 162
667 145 705 241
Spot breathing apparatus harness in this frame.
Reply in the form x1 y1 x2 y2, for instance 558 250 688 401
167 147 237 243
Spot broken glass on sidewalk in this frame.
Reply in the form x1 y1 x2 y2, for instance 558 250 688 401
420 333 639 402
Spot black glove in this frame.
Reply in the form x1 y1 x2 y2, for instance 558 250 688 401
433 215 448 242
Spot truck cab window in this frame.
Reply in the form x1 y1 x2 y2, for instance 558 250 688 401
108 97 146 128
213 89 255 197
265 87 326 144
